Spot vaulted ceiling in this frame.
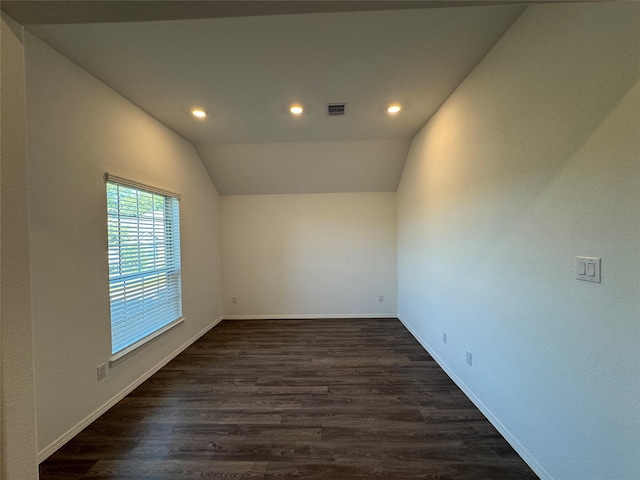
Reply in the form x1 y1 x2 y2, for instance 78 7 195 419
5 1 528 194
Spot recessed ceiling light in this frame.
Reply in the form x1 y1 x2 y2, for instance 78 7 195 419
387 104 402 114
289 104 304 116
191 108 207 118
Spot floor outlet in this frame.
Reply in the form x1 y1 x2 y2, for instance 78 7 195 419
97 363 107 381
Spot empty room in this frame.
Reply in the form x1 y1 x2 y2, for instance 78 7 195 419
1 1 638 479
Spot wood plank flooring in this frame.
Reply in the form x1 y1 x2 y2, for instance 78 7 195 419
40 319 538 479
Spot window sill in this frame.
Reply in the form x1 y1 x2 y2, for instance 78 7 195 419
109 316 185 367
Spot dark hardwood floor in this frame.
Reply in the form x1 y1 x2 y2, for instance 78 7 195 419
40 319 538 479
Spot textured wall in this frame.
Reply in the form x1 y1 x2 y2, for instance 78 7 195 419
222 193 397 318
197 140 410 195
397 3 639 479
0 13 40 480
24 32 224 456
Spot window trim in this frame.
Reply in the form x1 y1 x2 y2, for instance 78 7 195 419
109 316 185 367
105 172 184 364
104 173 181 199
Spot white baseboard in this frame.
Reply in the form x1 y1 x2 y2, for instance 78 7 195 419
396 315 552 480
37 315 224 463
223 313 398 320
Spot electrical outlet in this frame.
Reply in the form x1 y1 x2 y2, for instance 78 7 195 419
378 294 384 302
465 350 473 366
232 296 237 304
442 332 447 344
97 363 107 381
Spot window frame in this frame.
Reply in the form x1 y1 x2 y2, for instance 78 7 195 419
105 173 184 365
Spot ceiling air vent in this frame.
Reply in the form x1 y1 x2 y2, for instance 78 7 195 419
327 103 346 116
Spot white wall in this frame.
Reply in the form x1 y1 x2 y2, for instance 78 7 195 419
197 139 410 195
24 33 224 458
222 193 397 318
1 14 39 480
397 3 639 480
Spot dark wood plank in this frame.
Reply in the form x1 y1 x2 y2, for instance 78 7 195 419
39 318 538 479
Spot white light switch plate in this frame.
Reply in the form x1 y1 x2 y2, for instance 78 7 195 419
576 256 601 283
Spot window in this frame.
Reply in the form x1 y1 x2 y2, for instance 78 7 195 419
105 174 182 357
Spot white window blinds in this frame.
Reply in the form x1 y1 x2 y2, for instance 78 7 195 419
106 175 182 355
